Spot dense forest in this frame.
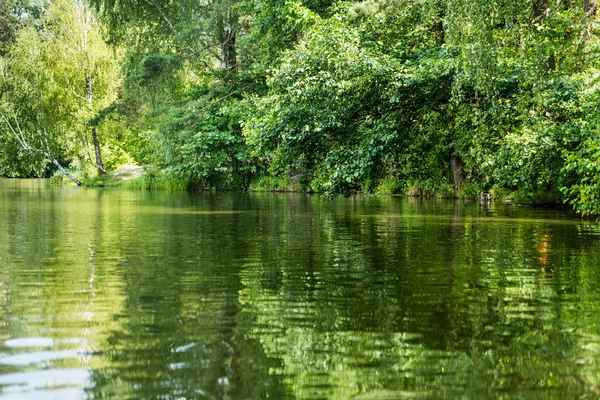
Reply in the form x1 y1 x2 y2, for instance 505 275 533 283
1 0 600 214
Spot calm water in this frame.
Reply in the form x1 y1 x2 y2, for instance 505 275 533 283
0 179 600 399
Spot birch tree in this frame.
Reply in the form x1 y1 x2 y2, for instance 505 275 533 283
0 0 121 182
43 0 120 175
0 26 81 184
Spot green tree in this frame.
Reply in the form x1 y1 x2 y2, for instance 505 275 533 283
44 0 121 174
0 0 121 183
0 26 83 184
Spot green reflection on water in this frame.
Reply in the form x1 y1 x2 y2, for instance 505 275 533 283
0 179 600 399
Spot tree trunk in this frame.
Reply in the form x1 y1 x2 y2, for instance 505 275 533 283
92 127 105 175
86 75 105 175
450 156 466 187
533 0 548 19
547 54 556 70
52 158 82 186
585 0 598 18
220 28 237 71
433 1 445 45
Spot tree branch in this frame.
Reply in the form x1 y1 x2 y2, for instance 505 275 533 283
143 0 177 34
0 110 82 185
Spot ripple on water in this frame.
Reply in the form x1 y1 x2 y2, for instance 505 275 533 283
0 336 92 398
0 350 86 367
2 184 600 399
0 369 91 399
4 338 54 348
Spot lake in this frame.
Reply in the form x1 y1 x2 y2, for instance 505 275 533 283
0 179 599 399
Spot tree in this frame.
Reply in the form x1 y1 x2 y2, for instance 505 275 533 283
89 0 258 188
43 0 121 175
0 0 121 183
0 26 83 184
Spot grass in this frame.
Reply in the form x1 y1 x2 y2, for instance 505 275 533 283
249 175 302 192
121 169 191 190
375 176 403 195
511 188 562 206
84 174 120 187
49 167 566 209
48 167 190 190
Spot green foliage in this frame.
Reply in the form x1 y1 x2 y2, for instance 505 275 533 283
248 0 319 67
247 16 389 193
152 82 259 190
136 54 182 84
245 5 456 196
4 0 600 215
0 124 48 177
562 137 600 216
49 168 86 186
0 0 45 56
0 2 18 56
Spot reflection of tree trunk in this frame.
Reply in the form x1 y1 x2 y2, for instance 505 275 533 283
450 156 466 187
219 294 241 399
219 210 244 398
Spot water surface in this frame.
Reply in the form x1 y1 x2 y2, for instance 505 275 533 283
0 179 599 399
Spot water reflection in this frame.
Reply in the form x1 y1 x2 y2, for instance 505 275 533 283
0 180 599 398
0 369 90 399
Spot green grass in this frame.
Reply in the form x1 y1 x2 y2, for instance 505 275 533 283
511 188 561 206
120 169 191 190
249 175 302 192
84 174 120 187
375 176 403 195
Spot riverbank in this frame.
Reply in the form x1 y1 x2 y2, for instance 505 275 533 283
43 166 574 212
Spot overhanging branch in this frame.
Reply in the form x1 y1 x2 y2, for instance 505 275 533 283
0 110 83 186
